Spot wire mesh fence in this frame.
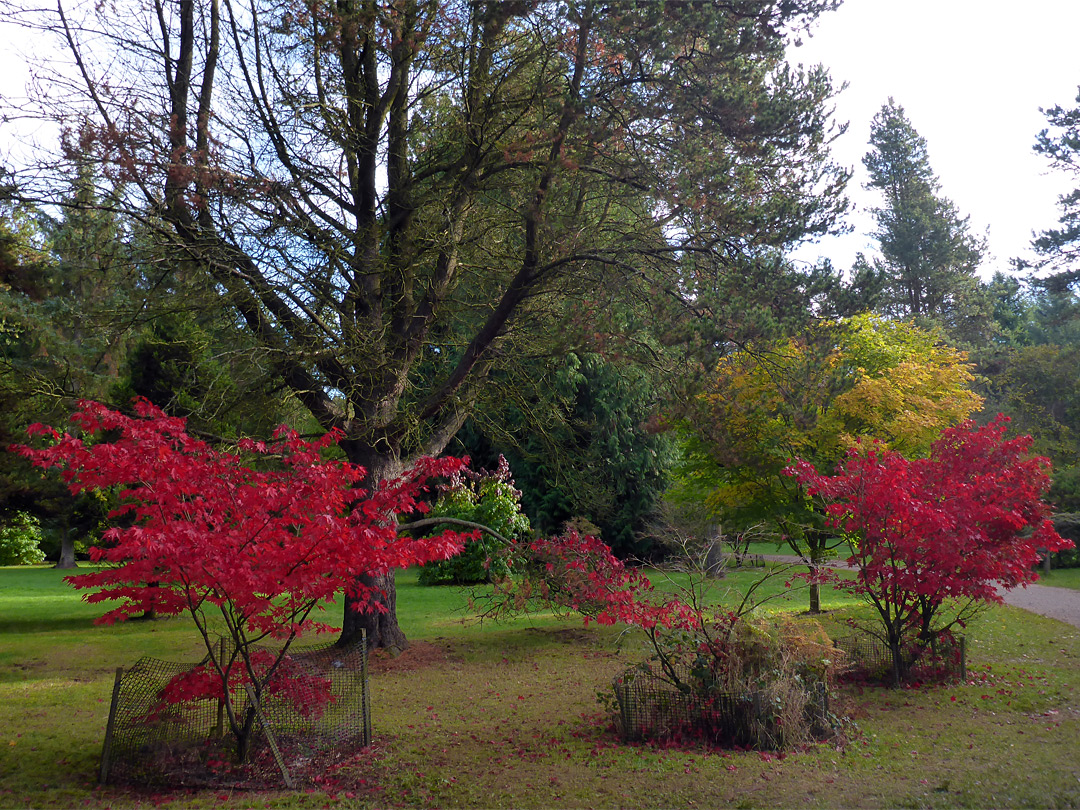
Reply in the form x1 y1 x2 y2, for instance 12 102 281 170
611 631 966 748
611 664 831 749
99 636 370 789
833 633 966 683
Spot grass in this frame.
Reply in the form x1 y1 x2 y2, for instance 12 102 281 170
2 563 1080 808
736 539 847 560
1036 567 1080 591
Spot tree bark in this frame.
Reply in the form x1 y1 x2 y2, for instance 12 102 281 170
804 531 828 614
808 570 821 614
338 571 407 651
336 444 409 650
54 521 78 570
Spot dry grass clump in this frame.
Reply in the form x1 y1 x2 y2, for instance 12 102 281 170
614 615 848 751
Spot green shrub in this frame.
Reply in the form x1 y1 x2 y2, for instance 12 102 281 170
418 458 531 586
0 512 46 565
1048 513 1080 568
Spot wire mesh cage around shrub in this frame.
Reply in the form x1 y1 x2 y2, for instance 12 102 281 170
611 664 830 750
833 633 966 684
99 636 371 789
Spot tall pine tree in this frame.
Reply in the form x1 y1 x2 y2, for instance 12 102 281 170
1029 86 1080 281
863 99 986 332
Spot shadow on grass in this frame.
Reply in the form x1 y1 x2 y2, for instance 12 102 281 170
0 617 103 634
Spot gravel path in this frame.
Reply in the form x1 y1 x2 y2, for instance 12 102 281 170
998 582 1080 629
757 554 1080 630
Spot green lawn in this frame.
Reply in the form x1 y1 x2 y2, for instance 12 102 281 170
2 564 1079 808
1036 566 1080 591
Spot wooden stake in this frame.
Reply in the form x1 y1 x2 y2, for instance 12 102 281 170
244 684 295 789
216 637 226 737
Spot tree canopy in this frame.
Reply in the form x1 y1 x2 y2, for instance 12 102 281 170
791 416 1071 684
675 313 981 524
1028 86 1080 282
862 99 986 334
15 398 473 757
454 350 675 558
4 0 850 646
671 314 981 609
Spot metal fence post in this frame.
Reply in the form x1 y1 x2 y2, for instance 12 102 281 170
361 629 371 746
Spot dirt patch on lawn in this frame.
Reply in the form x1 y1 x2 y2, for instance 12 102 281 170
368 640 462 674
520 626 595 643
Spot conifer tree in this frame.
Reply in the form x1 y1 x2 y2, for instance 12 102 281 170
1030 86 1080 281
863 99 985 329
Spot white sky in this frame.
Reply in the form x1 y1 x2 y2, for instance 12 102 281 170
788 0 1080 278
3 2 1079 281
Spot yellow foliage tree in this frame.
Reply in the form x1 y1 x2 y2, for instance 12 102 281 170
673 314 982 611
830 315 982 456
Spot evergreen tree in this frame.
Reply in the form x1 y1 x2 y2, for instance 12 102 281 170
0 168 131 567
1029 86 1080 281
2 152 306 565
452 351 675 559
982 272 1035 346
863 99 987 333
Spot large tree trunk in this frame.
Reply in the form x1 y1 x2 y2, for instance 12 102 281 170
804 531 829 614
54 520 77 570
339 572 408 650
808 570 821 614
336 444 409 650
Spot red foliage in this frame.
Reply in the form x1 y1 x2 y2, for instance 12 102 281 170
13 399 474 742
789 416 1072 605
787 416 1073 681
15 398 471 634
503 532 841 747
521 531 699 630
153 649 334 722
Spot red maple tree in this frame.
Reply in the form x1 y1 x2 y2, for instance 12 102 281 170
14 399 473 758
788 416 1073 684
